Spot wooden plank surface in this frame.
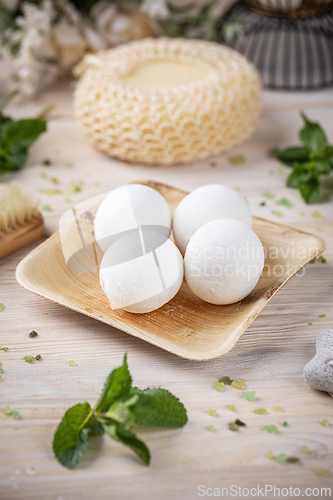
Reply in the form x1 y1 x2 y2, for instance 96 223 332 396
0 81 333 500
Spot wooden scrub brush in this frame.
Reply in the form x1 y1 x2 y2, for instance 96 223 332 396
0 185 44 259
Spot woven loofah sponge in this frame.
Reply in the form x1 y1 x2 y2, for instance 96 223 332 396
74 38 262 165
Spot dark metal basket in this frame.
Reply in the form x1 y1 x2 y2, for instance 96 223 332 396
218 0 333 90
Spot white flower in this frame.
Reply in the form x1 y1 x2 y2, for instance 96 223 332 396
140 0 169 20
85 1 157 49
8 0 86 97
50 22 87 70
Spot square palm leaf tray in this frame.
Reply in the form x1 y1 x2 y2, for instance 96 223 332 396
16 181 326 360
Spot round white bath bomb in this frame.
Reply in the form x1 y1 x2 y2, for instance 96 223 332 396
100 230 184 313
173 184 252 255
184 219 264 305
94 184 171 252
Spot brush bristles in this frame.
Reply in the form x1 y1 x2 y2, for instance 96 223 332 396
0 185 40 233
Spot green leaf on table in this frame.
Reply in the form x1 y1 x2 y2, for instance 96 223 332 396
0 92 46 176
286 166 312 187
53 402 100 469
52 352 188 469
299 178 322 204
102 420 150 465
300 112 327 158
95 353 131 414
314 160 331 175
273 146 309 165
104 395 138 430
130 387 188 428
273 112 333 204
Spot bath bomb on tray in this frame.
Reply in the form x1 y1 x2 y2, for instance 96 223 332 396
184 219 264 305
173 184 252 255
94 183 171 252
95 183 183 313
100 230 184 313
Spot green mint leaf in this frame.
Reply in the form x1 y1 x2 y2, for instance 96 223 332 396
104 395 138 430
102 421 150 465
299 177 322 204
325 145 333 167
273 146 309 165
85 414 104 436
314 160 331 175
3 119 46 149
0 95 46 175
286 166 312 187
130 387 188 428
95 353 131 414
53 402 94 469
300 112 327 158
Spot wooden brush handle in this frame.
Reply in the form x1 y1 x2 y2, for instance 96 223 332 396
0 212 44 260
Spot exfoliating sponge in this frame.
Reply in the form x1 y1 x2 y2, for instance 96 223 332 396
74 38 262 164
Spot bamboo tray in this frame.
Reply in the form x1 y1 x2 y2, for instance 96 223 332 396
16 181 326 360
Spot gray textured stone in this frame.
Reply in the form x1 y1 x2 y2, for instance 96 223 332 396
304 329 333 394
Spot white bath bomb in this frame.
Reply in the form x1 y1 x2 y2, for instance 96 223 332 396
184 219 264 305
94 184 171 252
100 230 184 313
173 185 252 255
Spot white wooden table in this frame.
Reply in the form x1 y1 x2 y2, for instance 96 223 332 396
0 81 333 500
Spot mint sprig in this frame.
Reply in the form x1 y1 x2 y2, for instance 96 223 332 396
0 91 46 176
53 353 187 469
273 112 333 204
